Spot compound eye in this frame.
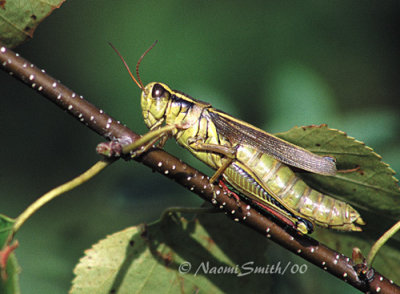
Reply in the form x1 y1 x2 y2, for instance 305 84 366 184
152 83 165 98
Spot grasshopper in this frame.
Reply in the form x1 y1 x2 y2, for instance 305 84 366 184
113 42 365 234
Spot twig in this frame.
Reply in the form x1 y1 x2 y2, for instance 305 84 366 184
1 42 398 294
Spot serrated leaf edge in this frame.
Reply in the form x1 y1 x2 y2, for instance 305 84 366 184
279 125 400 191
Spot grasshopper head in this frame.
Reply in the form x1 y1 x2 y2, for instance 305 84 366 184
141 82 172 129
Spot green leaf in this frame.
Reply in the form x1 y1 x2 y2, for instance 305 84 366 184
0 214 20 294
0 214 14 247
275 125 400 217
275 124 400 282
0 0 66 48
71 213 273 294
0 253 20 294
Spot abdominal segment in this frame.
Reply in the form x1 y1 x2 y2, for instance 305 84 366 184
222 145 364 232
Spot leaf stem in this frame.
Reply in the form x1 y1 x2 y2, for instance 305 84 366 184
11 159 114 239
367 220 400 267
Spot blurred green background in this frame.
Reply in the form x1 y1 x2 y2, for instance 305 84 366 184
1 1 399 293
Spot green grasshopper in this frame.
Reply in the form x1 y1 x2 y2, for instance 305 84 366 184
113 42 365 234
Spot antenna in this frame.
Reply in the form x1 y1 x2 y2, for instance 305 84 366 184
109 40 158 90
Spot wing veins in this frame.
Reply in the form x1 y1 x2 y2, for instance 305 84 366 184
209 109 336 176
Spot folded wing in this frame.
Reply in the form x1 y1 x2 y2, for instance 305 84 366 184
209 109 336 176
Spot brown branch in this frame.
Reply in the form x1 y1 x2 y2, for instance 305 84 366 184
1 42 398 294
